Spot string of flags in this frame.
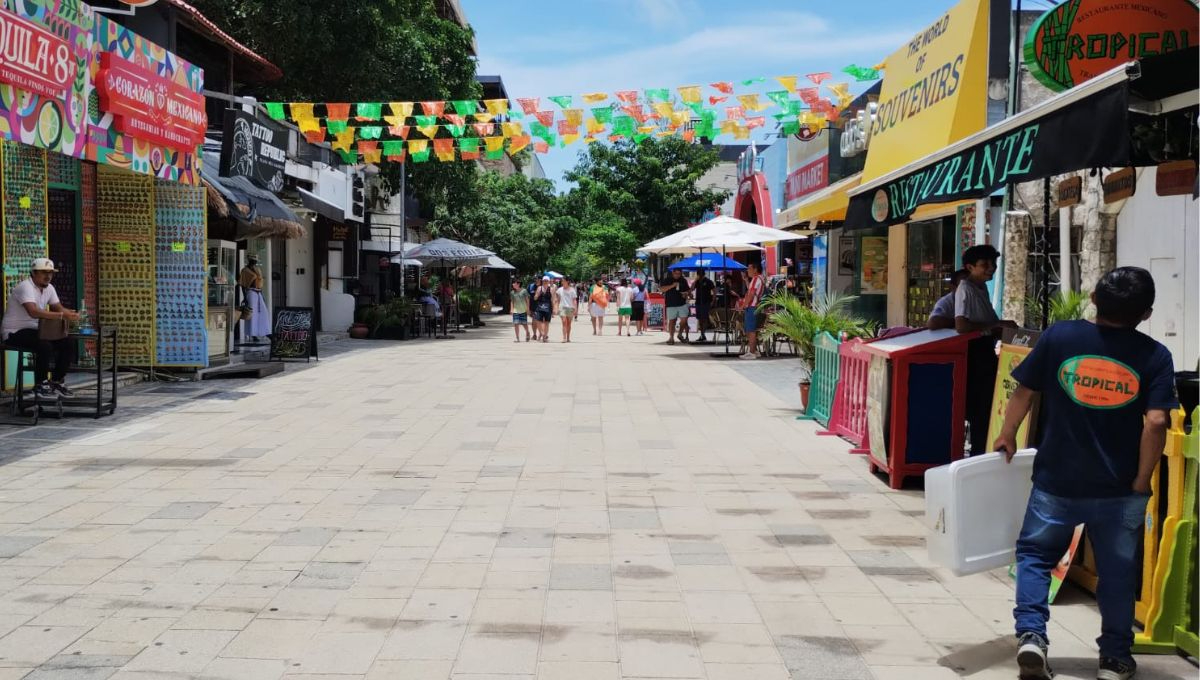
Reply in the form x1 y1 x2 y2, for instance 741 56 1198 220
264 68 884 164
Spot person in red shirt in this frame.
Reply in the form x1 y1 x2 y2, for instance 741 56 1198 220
739 261 765 360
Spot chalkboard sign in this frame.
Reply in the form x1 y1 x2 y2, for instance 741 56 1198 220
269 306 317 362
645 294 665 329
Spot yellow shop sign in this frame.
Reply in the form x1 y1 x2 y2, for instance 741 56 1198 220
862 0 990 182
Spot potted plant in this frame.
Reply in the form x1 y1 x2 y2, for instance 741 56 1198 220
350 305 376 339
761 290 875 410
373 297 413 339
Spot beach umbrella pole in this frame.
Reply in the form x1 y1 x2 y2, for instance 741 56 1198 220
710 245 738 358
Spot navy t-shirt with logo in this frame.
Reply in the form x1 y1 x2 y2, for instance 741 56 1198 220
1011 320 1177 498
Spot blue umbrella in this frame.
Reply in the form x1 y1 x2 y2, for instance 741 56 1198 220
668 254 747 271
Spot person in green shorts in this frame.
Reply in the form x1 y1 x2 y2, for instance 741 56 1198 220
615 278 634 336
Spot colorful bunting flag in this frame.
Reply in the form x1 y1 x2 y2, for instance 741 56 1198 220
388 102 414 119
633 134 650 144
827 82 854 108
780 120 800 135
765 90 791 108
582 92 609 104
557 120 578 135
615 90 639 104
358 141 381 164
296 117 321 134
560 132 580 146
733 124 751 140
472 122 495 137
388 125 410 139
611 116 635 136
798 87 820 104
745 116 766 129
355 102 382 120
474 111 496 124
644 88 670 102
451 99 476 116
591 106 613 124
709 95 728 105
326 103 351 120
586 118 607 136
303 128 325 144
445 114 466 127
414 115 438 127
652 102 674 119
501 122 524 138
264 102 286 120
411 149 431 163
806 72 832 85
459 138 480 153
417 125 439 139
670 110 690 127
530 122 551 140
382 140 405 157
421 101 445 117
331 128 356 152
290 103 315 121
637 125 656 134
563 109 583 126
741 77 765 86
358 126 383 140
517 98 540 114
684 101 705 116
710 81 734 94
533 140 549 154
737 94 767 112
433 138 455 160
509 109 524 119
326 119 348 134
408 139 429 154
508 135 531 153
622 104 647 123
842 64 881 82
445 125 466 138
725 106 744 120
337 149 358 164
485 146 505 160
776 76 798 92
549 95 572 109
484 99 509 116
484 137 505 153
678 85 702 103
683 129 696 143
534 110 555 126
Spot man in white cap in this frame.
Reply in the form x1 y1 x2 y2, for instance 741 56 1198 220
1 258 79 398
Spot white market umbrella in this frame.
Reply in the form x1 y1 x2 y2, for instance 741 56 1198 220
642 215 807 357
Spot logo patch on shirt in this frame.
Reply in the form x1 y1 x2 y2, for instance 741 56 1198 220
1057 355 1141 409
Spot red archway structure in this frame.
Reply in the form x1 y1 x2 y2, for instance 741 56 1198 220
734 171 777 276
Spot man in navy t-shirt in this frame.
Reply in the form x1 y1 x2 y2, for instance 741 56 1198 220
994 267 1177 680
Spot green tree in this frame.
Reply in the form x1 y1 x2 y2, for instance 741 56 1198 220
564 137 729 243
429 172 565 274
195 0 479 214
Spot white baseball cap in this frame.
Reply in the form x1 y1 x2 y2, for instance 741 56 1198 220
31 258 56 272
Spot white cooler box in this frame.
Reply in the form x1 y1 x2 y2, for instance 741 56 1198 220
925 450 1036 576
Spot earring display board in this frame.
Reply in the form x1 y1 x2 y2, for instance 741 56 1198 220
153 180 207 366
1 142 49 303
80 161 99 367
48 154 82 190
97 165 155 366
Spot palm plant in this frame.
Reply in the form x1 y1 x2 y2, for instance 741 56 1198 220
761 290 876 380
1026 289 1091 325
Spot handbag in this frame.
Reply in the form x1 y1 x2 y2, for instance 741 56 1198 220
239 305 253 321
38 316 69 341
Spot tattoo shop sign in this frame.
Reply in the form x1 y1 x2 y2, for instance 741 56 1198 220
846 83 1131 229
220 109 287 192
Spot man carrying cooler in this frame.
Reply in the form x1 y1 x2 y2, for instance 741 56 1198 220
994 267 1176 680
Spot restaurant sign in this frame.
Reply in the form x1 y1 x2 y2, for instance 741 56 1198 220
846 82 1131 229
96 52 206 152
0 9 76 99
220 109 286 192
1025 0 1197 93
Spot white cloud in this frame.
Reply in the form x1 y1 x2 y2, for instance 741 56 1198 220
630 0 694 29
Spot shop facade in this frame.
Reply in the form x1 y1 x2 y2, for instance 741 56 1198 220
0 0 210 388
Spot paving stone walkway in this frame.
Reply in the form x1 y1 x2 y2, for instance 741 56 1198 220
0 322 1193 679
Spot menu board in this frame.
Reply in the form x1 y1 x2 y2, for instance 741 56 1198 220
645 294 665 329
269 306 316 361
860 236 888 295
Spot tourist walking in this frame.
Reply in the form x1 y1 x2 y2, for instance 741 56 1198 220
589 278 609 335
557 277 578 342
532 276 554 343
615 278 634 336
692 268 716 343
739 261 765 359
659 268 690 345
510 279 530 342
631 279 647 336
994 267 1176 680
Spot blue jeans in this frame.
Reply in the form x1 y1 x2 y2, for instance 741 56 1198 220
1014 488 1148 661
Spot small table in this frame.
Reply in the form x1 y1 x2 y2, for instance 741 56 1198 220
13 327 118 420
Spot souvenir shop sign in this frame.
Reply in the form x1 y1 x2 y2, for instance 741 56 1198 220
846 83 1131 229
785 128 829 206
96 52 207 152
0 0 91 158
0 8 76 99
860 0 990 183
220 109 286 192
1025 0 1198 93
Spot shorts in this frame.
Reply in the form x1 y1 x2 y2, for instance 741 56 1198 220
512 312 528 324
560 308 576 319
618 307 632 317
667 305 689 321
590 303 606 317
743 306 758 332
631 301 645 321
533 310 552 323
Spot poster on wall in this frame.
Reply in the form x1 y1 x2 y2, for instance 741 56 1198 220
812 234 827 301
838 236 856 275
0 0 93 159
220 110 286 192
87 14 205 185
859 236 888 295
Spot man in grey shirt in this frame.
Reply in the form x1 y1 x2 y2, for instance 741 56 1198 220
955 245 1017 454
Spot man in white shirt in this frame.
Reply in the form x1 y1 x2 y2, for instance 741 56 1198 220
1 258 79 398
615 278 634 337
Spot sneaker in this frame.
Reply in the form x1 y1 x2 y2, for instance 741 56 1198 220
739 353 757 360
52 383 75 398
1097 656 1136 680
34 382 59 399
1016 632 1053 679
697 335 708 342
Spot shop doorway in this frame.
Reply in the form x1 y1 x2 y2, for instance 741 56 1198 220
47 188 79 310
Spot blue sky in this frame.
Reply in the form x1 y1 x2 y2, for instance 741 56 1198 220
462 0 965 188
